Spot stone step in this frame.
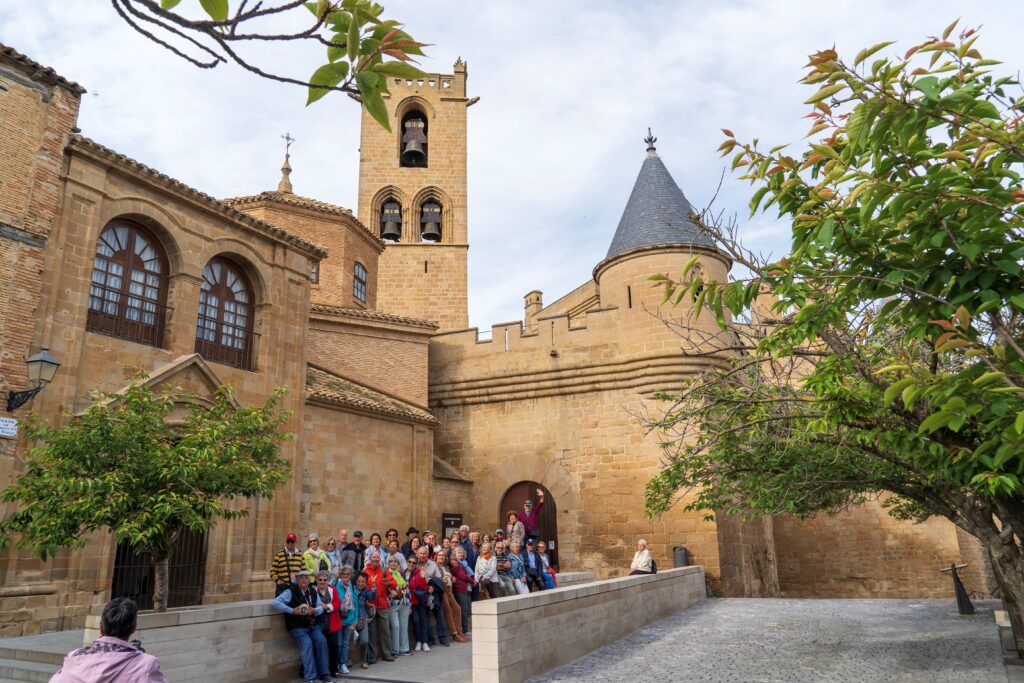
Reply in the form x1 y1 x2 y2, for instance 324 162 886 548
0 646 64 667
0 657 59 683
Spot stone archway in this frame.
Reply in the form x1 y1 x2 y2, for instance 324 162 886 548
471 452 580 570
500 481 559 568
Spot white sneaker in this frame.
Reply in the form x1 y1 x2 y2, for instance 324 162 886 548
415 642 422 651
340 664 349 674
423 643 430 652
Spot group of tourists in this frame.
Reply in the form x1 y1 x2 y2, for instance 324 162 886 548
270 489 556 682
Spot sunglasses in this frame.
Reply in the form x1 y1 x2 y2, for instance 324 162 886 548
286 540 296 544
317 578 329 582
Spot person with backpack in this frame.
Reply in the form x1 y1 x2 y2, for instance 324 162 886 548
304 533 332 575
629 539 654 575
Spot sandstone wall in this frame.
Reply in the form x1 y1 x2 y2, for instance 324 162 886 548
772 499 992 598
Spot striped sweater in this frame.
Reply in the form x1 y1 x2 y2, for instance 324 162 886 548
271 548 306 584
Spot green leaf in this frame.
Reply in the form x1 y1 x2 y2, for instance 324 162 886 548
161 0 183 8
918 410 952 434
913 76 941 101
347 10 360 63
1015 410 1024 435
371 61 425 79
854 41 895 67
306 62 349 105
884 378 916 406
804 83 846 104
749 187 770 216
358 75 391 131
198 0 229 21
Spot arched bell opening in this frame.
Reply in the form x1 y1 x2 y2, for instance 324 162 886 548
380 199 403 242
420 201 442 242
399 109 428 168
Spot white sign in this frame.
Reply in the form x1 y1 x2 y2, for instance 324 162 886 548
0 417 17 439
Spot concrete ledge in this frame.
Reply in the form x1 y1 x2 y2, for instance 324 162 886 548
472 565 705 683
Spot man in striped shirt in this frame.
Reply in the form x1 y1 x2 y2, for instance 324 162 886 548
271 533 306 596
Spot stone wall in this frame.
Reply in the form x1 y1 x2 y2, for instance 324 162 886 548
471 565 706 683
306 307 434 407
377 242 469 331
772 499 994 598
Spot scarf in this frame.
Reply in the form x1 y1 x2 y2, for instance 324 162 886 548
389 568 408 589
338 581 354 612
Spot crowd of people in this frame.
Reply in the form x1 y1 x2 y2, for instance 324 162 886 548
270 489 556 682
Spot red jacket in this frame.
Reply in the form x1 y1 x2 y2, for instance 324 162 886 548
317 585 342 632
450 559 475 594
364 564 394 609
409 570 430 605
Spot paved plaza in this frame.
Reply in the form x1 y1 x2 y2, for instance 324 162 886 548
529 598 1006 683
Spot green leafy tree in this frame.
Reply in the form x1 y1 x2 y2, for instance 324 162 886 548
0 375 293 612
113 0 428 128
645 23 1024 653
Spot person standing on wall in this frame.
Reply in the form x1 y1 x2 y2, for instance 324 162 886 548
520 488 545 543
272 532 306 597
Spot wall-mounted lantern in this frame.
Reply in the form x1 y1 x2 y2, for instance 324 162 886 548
6 347 61 412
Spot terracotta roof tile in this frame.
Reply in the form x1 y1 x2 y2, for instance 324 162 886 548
0 45 86 94
310 303 438 330
306 364 436 424
68 135 327 259
223 192 384 248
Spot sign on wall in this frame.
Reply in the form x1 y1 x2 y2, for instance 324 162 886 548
442 512 463 542
0 417 17 439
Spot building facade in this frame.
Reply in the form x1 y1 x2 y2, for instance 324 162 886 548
0 46 992 636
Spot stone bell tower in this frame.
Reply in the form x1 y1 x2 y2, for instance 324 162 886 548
357 58 474 331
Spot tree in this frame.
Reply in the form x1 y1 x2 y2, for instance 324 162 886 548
0 374 293 612
645 23 1024 653
111 0 428 128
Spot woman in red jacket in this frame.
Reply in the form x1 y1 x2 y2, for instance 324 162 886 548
450 547 476 636
408 559 432 652
363 550 396 663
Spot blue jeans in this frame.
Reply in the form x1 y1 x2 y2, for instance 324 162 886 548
339 625 352 669
357 621 370 663
541 572 555 589
411 603 430 645
426 594 448 645
289 626 329 682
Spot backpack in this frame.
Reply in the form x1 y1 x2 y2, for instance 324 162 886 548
650 559 657 574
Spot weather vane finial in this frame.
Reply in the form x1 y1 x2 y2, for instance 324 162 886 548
644 127 657 154
278 132 295 194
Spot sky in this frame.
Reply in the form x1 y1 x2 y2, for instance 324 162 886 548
5 1 1024 330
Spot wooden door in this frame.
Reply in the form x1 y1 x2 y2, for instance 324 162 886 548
499 481 558 569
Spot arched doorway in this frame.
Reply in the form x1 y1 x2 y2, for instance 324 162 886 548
499 481 558 569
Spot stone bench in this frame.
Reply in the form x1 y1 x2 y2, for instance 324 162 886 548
471 565 706 683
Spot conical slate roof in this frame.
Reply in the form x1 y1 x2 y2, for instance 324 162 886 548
605 134 713 259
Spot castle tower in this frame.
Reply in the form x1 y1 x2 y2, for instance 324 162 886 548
357 59 473 331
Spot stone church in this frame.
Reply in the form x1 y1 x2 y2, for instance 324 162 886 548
0 45 993 636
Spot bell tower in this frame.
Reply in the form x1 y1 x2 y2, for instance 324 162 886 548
357 58 473 331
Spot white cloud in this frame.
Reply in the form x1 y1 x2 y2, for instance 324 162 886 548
6 1 1024 329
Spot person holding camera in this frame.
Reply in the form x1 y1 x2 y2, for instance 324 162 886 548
272 569 331 683
51 597 167 682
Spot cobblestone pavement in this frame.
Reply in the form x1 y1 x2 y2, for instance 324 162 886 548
529 598 1006 683
283 638 471 683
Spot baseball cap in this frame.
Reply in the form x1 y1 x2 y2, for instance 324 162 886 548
286 533 297 542
297 569 312 577
526 538 535 545
495 528 504 535
353 530 363 537
406 526 419 535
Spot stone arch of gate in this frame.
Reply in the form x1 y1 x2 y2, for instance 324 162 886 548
472 453 580 571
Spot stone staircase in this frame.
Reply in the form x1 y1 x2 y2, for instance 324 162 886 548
0 630 82 682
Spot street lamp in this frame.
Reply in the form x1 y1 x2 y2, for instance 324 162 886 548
6 347 61 412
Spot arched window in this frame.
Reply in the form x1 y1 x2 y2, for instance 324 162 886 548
87 220 169 347
380 200 402 241
353 262 367 303
420 201 442 242
399 110 428 168
194 256 255 370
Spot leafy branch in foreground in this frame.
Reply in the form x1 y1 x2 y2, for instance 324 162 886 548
0 372 293 612
113 0 428 128
644 22 1024 653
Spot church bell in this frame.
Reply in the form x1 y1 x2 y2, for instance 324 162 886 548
401 117 428 167
401 139 426 166
381 202 402 241
421 202 442 242
421 220 441 242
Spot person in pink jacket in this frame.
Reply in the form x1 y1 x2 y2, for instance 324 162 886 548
50 597 167 682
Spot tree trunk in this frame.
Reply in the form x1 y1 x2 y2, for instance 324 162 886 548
153 556 169 613
986 531 1024 657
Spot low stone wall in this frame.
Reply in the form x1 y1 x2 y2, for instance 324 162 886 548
85 600 293 683
471 565 706 683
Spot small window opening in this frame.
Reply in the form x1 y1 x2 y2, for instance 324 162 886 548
353 262 367 303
